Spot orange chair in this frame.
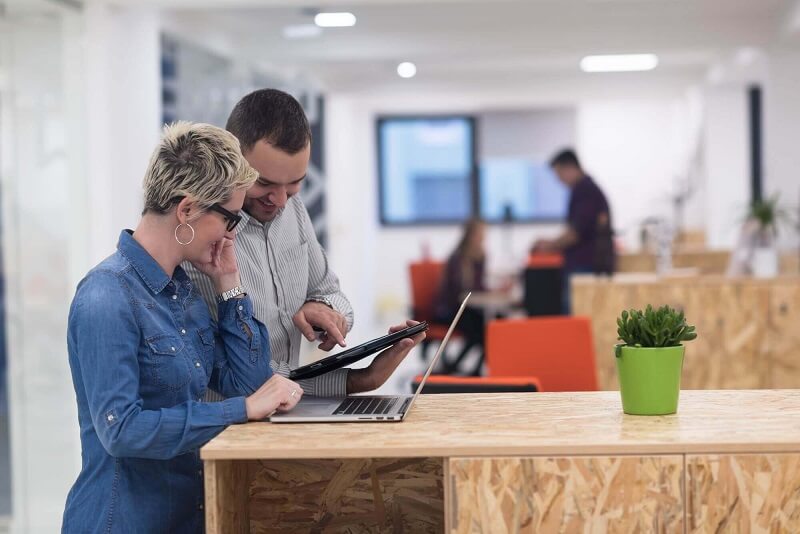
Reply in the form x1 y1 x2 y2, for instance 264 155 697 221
527 252 564 268
411 375 541 394
486 316 598 391
408 261 460 360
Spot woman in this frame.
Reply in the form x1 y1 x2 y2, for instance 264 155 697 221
62 122 302 533
435 218 487 375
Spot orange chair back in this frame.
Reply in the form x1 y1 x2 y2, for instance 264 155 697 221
486 316 598 391
413 375 542 392
408 261 445 321
527 253 564 268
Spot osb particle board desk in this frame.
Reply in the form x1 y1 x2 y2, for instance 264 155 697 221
572 273 800 391
202 390 800 533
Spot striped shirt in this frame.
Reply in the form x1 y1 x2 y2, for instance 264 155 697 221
185 196 354 398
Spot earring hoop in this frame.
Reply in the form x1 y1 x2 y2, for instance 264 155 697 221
174 223 195 245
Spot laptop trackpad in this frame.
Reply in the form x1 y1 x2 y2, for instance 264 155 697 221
276 396 340 418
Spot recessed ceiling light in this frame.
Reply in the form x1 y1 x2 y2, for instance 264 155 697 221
580 54 659 73
283 24 323 39
397 62 417 78
314 12 356 28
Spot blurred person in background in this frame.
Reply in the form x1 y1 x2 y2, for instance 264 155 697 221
532 148 614 313
62 122 302 533
435 218 487 375
186 89 425 397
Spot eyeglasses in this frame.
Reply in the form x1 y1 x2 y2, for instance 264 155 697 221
207 203 242 232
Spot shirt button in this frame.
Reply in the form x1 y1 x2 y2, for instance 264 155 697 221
238 305 243 311
195 361 201 368
198 504 204 511
107 414 114 421
172 294 178 300
197 470 203 476
171 346 176 352
180 329 186 335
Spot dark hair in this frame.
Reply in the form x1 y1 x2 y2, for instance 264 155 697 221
225 89 311 154
549 148 582 169
454 218 485 258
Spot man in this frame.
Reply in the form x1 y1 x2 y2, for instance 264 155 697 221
187 89 424 397
532 148 614 312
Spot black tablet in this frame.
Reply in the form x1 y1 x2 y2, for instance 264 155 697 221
289 321 429 381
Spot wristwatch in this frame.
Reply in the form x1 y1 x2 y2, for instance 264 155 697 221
218 285 247 302
306 296 333 309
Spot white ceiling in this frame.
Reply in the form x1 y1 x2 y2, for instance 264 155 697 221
122 0 800 91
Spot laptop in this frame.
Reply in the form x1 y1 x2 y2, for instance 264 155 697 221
269 292 471 423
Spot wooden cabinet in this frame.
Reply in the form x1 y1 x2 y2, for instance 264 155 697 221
202 391 800 533
449 455 684 533
687 454 800 532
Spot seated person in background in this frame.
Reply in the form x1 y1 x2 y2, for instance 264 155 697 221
532 148 615 313
435 218 487 375
62 122 302 533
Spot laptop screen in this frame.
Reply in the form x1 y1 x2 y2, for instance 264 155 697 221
403 292 471 415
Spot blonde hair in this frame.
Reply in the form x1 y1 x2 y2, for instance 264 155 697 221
142 121 257 216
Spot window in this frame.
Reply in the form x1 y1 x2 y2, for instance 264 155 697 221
378 116 476 225
479 158 569 222
377 109 575 225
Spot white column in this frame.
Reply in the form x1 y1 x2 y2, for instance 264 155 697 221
765 48 800 250
703 86 750 250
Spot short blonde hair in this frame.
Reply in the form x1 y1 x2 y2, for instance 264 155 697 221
142 121 257 216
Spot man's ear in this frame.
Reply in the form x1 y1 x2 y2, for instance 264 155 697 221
175 196 200 224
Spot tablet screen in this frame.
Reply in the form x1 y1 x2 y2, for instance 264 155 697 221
289 321 429 381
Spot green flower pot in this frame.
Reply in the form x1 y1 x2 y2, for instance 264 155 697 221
615 344 685 415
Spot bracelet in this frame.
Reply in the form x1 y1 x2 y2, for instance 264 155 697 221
218 285 247 302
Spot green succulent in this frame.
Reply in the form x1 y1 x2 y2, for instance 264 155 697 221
616 304 697 354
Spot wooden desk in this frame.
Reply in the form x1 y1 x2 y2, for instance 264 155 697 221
202 390 800 532
573 273 800 391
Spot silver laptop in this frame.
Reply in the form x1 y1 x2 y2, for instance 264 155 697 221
270 292 471 423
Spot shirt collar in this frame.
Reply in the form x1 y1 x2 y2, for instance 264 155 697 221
117 230 179 295
240 206 281 233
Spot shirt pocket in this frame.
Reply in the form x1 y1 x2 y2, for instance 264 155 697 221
197 326 216 373
143 334 193 391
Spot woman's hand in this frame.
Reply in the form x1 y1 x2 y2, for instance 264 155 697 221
245 375 304 420
191 237 241 293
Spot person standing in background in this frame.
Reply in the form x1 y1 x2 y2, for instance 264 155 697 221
532 149 615 313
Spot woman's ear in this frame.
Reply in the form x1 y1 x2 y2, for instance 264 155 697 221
175 196 199 224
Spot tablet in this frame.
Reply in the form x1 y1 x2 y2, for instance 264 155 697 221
289 321 429 381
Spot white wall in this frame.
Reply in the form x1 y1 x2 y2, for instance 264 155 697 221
765 47 800 250
325 75 702 333
1 6 161 533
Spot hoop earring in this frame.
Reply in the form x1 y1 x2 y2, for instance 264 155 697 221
174 223 195 245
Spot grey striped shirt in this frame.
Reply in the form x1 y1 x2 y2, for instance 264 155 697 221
185 196 354 398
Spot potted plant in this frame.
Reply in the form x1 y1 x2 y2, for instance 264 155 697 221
615 305 697 415
748 195 790 278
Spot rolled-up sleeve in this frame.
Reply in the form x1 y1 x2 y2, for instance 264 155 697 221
209 295 274 397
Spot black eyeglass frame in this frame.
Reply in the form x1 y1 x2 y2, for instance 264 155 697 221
207 203 242 232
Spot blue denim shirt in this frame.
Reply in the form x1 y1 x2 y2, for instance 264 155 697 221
62 231 273 533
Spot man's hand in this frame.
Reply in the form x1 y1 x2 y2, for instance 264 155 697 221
346 320 427 394
293 301 348 350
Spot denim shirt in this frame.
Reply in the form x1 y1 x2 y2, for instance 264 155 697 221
62 231 273 534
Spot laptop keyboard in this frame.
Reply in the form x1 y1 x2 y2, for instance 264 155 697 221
333 396 398 416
